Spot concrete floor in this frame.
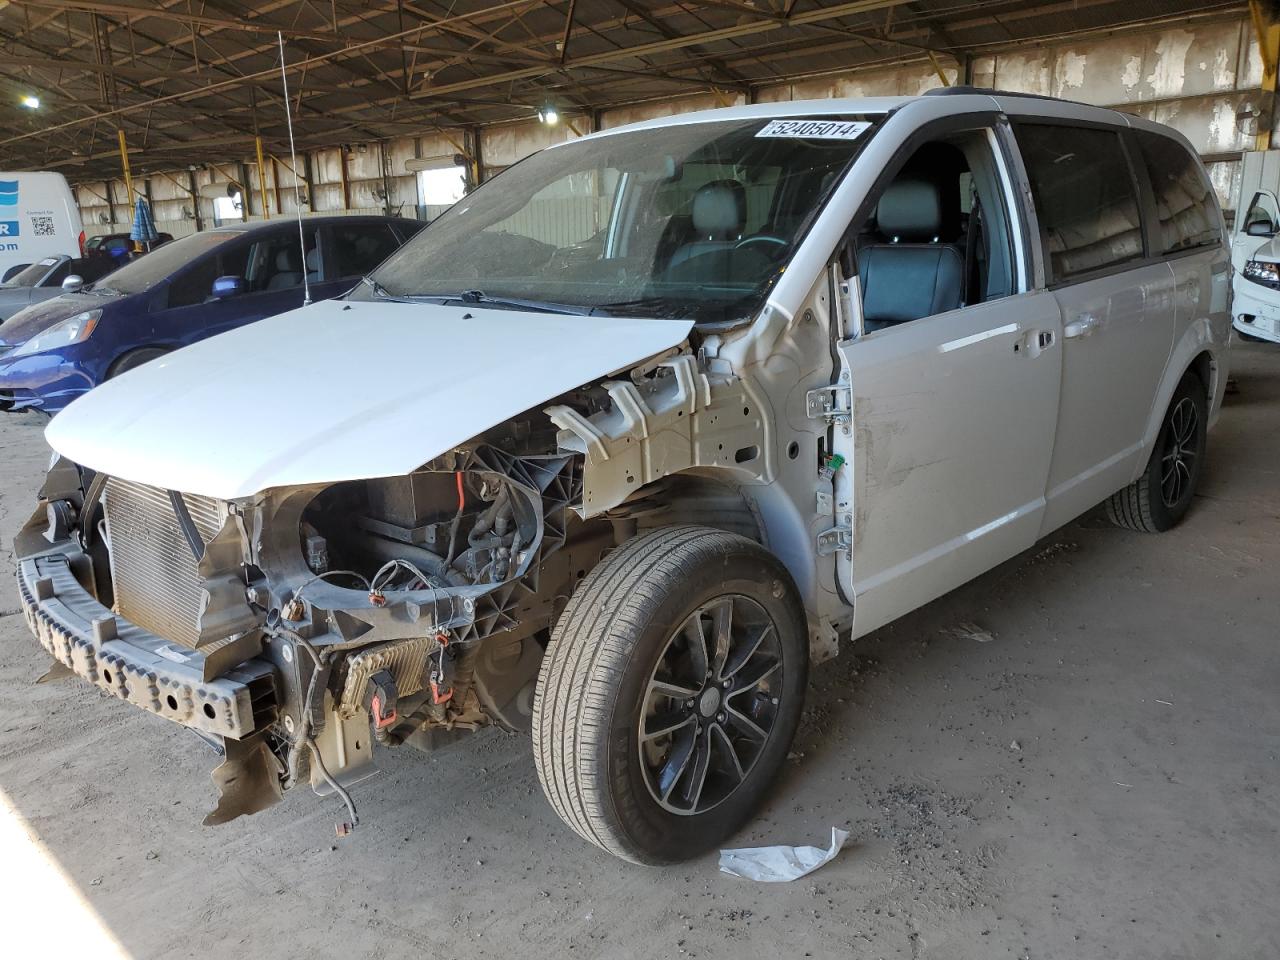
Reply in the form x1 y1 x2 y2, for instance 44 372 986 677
1 344 1277 960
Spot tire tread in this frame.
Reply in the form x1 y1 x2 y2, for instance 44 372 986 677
532 525 770 863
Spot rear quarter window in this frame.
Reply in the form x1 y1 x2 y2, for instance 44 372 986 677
1133 130 1221 255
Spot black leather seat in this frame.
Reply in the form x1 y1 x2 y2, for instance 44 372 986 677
668 179 747 270
859 179 964 333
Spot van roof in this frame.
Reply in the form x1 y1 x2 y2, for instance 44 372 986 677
204 214 415 235
572 88 1142 144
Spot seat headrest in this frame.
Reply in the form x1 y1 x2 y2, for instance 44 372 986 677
305 247 321 271
275 247 300 271
692 179 746 237
876 179 945 242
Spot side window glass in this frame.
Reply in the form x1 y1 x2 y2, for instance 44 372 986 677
852 129 1016 334
329 224 400 279
1014 124 1144 282
45 261 70 286
219 241 252 284
1135 131 1220 253
166 257 221 309
1243 190 1279 237
235 231 318 293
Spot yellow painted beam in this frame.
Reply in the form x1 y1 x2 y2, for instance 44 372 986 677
254 135 271 219
116 128 133 203
927 51 951 87
1251 0 1279 150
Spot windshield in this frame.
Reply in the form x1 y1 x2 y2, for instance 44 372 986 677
2 258 61 288
89 230 238 295
364 116 877 323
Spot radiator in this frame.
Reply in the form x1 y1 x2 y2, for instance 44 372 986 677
102 478 225 649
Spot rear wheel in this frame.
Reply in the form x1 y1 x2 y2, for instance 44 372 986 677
1106 373 1207 532
532 525 807 864
106 347 168 379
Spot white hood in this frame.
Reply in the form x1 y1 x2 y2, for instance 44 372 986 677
45 299 692 499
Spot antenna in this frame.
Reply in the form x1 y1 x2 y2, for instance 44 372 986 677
277 31 312 306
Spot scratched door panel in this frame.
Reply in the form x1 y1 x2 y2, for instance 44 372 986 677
836 290 1063 637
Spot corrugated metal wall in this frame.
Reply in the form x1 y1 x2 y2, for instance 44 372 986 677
74 15 1269 238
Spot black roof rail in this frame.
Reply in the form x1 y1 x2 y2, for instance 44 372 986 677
923 86 1099 109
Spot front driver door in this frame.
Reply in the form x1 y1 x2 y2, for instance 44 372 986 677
832 121 1062 638
202 227 318 339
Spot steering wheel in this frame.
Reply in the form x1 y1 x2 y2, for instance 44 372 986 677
734 235 789 255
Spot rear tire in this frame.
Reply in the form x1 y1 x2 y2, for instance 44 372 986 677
1106 373 1207 532
106 347 168 379
532 525 808 864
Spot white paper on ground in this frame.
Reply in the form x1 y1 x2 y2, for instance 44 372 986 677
718 827 850 882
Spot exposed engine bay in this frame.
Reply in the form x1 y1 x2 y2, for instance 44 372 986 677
17 349 786 831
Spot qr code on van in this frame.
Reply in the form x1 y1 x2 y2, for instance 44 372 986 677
30 215 56 237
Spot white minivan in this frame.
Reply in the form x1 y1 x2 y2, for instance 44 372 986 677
0 172 84 282
16 89 1230 865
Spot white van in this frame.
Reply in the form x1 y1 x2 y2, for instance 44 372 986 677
17 90 1231 865
0 172 84 282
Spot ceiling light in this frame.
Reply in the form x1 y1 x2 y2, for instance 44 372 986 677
20 95 40 109
537 104 559 126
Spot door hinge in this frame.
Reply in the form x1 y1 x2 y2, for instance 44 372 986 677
816 522 852 557
806 383 852 433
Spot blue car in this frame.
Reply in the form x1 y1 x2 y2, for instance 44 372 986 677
0 215 423 413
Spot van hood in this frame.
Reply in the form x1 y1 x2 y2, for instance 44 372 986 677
45 298 693 499
0 292 118 348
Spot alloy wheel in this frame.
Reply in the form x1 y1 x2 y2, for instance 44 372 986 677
637 594 784 815
1159 396 1200 508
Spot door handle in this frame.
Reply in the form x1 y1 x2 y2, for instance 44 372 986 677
1013 328 1054 356
1064 314 1099 339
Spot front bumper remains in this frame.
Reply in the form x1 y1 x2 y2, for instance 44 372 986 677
0 352 94 413
1232 276 1280 345
18 551 275 739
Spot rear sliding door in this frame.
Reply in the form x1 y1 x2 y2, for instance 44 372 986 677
1012 122 1178 533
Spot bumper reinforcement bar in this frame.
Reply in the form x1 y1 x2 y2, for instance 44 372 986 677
18 553 274 739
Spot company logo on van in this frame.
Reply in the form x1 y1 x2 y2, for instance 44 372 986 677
0 180 17 207
0 221 18 238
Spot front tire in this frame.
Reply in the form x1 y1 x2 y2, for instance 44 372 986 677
1106 373 1207 532
532 525 808 864
106 347 168 379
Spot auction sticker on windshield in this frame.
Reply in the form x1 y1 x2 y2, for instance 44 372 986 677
755 119 871 139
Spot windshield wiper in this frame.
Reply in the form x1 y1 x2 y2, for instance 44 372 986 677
361 275 396 300
589 296 692 319
402 289 588 315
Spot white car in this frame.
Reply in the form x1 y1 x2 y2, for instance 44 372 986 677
16 89 1230 865
1231 187 1280 343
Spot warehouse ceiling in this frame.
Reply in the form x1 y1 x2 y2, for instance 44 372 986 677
0 0 1250 179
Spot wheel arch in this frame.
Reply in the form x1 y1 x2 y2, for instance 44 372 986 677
1138 321 1227 465
105 343 174 379
615 466 825 648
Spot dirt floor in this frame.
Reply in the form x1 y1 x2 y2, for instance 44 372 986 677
1 344 1277 960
